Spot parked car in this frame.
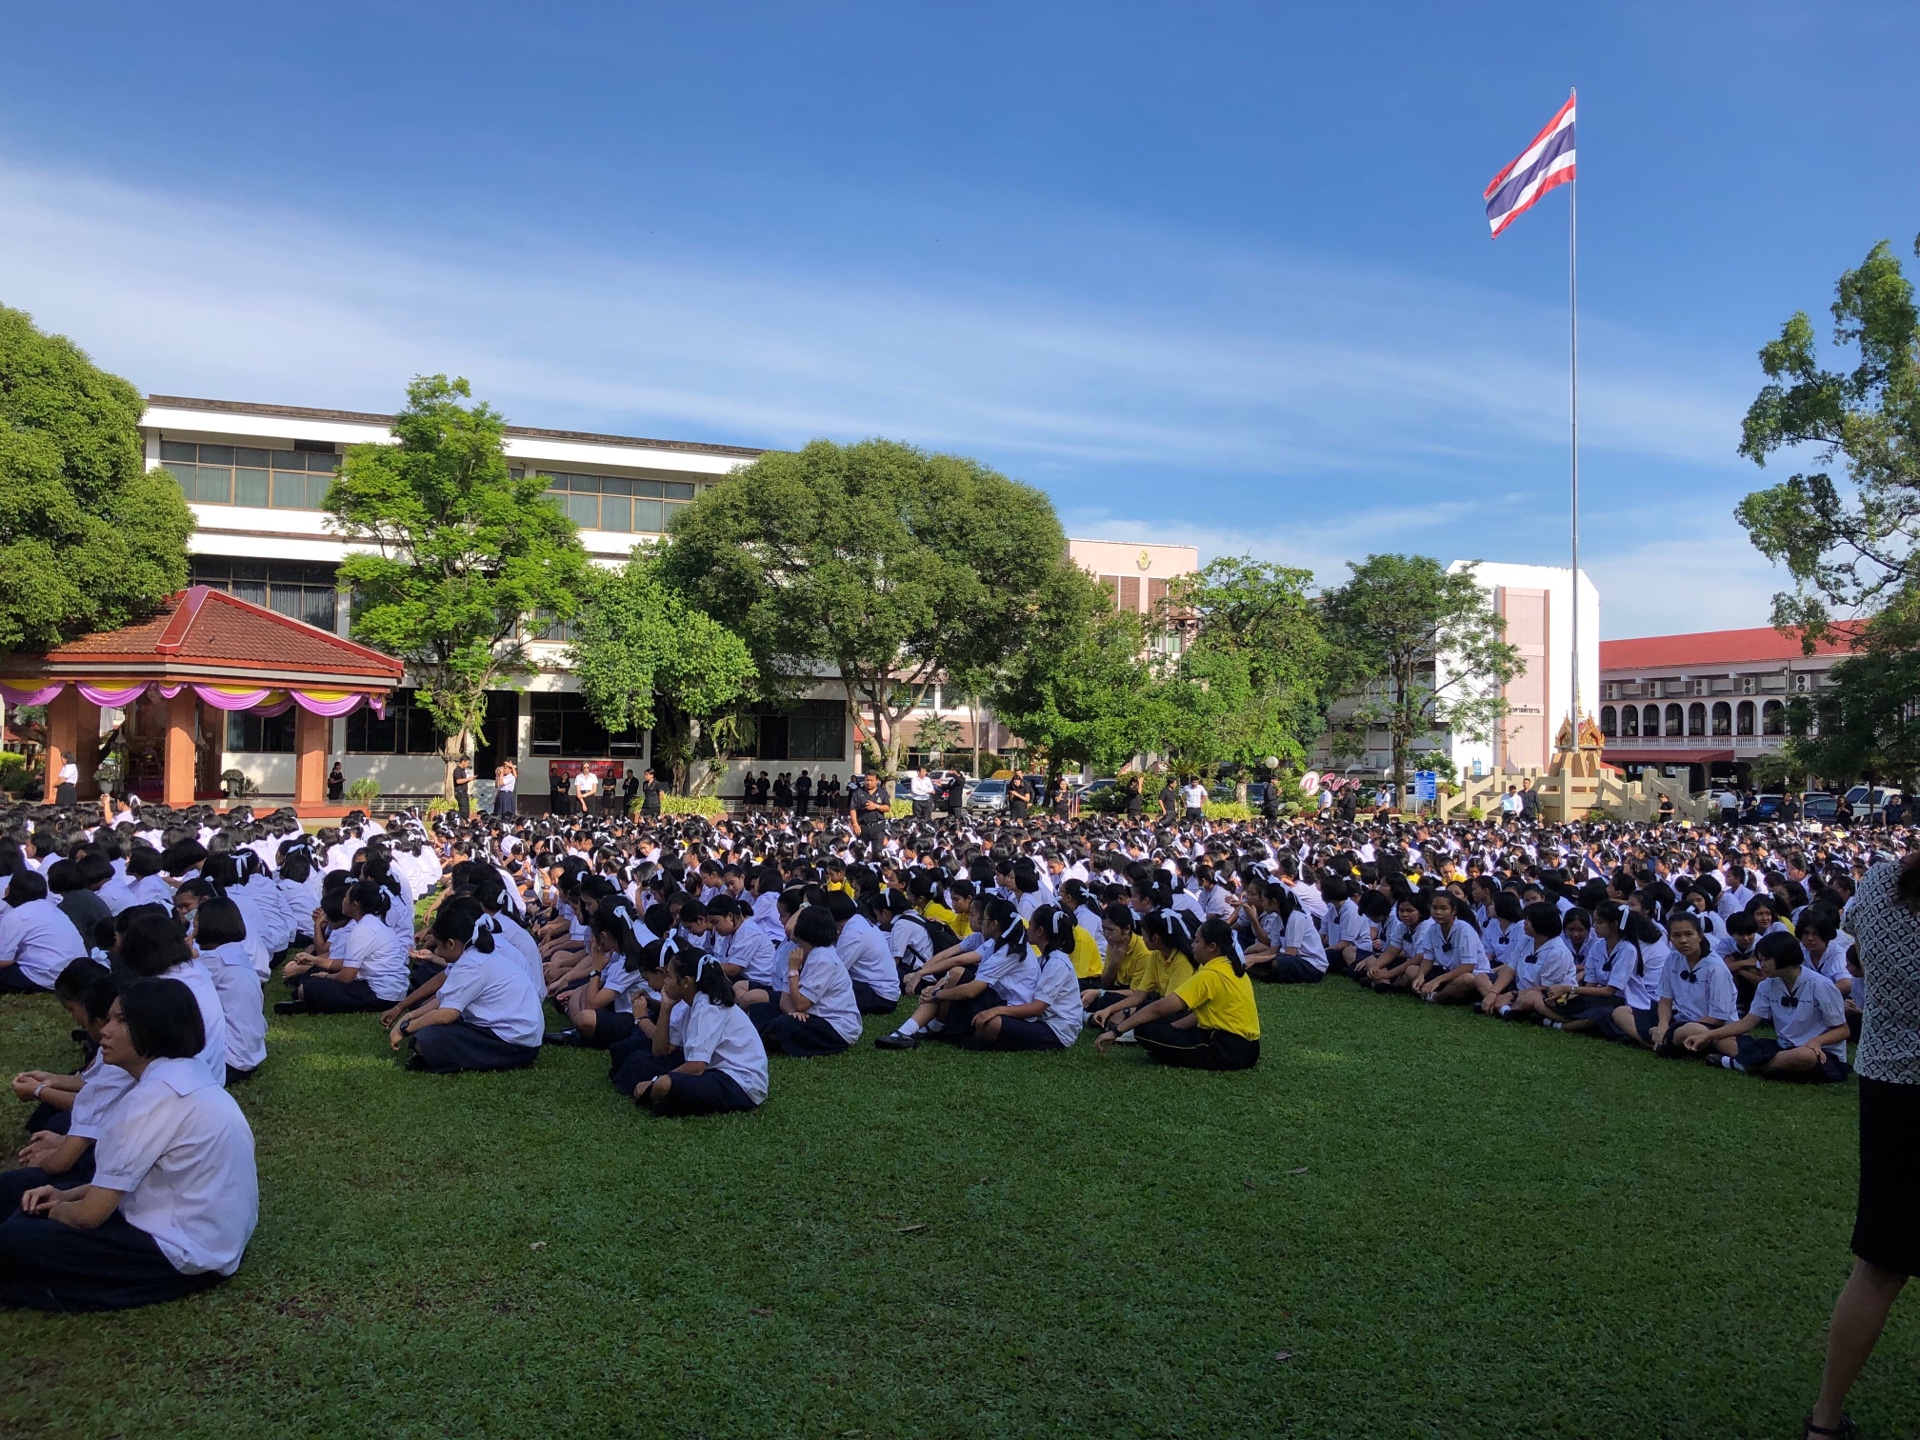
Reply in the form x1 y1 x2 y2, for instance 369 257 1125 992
1742 793 1788 821
1800 791 1840 821
1844 784 1904 821
966 779 1008 811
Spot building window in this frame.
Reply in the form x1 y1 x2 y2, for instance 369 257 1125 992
536 471 699 533
1762 699 1786 736
189 558 340 632
727 700 845 761
530 608 581 644
1621 706 1639 737
1711 701 1732 737
159 440 338 510
1664 703 1684 737
1600 705 1617 737
225 710 296 754
1688 702 1706 737
1736 701 1755 736
528 692 643 757
347 689 445 755
1642 705 1660 737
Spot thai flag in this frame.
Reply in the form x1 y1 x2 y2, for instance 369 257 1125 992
1484 93 1576 237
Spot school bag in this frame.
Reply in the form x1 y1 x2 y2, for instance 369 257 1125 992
895 909 960 959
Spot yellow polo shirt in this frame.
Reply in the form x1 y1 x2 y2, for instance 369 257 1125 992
1175 957 1261 1040
1070 924 1105 980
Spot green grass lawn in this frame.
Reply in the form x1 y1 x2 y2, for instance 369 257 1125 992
0 979 1912 1440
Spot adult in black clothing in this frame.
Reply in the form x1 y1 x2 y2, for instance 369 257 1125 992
1158 778 1179 821
851 774 888 839
773 773 794 810
1006 773 1031 820
326 762 345 803
620 769 639 816
640 767 665 817
794 770 813 817
452 758 472 820
1125 776 1144 818
942 772 965 818
549 766 568 815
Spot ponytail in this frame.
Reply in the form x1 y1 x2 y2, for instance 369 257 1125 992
669 944 737 1008
1031 905 1075 956
432 898 493 953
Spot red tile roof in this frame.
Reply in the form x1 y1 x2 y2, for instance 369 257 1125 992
1599 626 1857 672
0 588 405 687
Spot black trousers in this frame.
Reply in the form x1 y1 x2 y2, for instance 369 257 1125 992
852 980 900 1015
408 1020 539 1074
1134 1019 1260 1071
0 1210 221 1312
0 1155 93 1215
298 975 389 1013
746 1004 850 1058
0 966 49 995
455 789 470 819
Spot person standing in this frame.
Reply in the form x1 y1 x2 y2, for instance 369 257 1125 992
1158 776 1179 822
1182 776 1207 823
452 757 472 821
909 766 934 821
1801 853 1920 1440
640 767 665 818
1006 772 1031 821
494 760 517 817
1518 778 1538 821
54 757 78 810
326 762 346 804
851 773 888 841
794 769 813 818
620 768 639 817
571 765 598 818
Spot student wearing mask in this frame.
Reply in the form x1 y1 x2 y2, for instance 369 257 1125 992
0 979 259 1312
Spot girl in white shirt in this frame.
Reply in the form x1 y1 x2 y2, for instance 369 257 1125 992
183 896 267 1084
388 900 543 1074
0 977 258 1311
1243 884 1329 984
745 906 861 1058
635 944 768 1116
1409 891 1490 1004
280 882 410 1015
965 906 1083 1051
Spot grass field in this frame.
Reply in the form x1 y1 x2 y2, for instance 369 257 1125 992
0 978 1913 1440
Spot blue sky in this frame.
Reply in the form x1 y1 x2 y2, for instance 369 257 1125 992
1 2 1914 635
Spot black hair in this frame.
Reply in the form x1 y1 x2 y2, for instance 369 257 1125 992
793 905 838 949
1755 930 1807 970
118 912 192 977
1030 904 1076 956
54 959 116 1021
1725 911 1759 938
5 870 47 906
979 895 1026 954
431 898 494 953
193 897 249 949
667 942 736 1007
824 891 858 924
1142 908 1195 961
117 977 206 1060
1100 901 1135 931
347 879 392 919
1194 914 1243 975
1522 901 1563 940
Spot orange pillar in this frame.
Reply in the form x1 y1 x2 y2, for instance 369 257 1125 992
75 697 102 800
43 687 77 804
293 705 329 810
164 691 198 808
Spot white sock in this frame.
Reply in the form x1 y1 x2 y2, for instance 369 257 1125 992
1498 1005 1512 1017
924 1018 945 1034
894 1017 921 1037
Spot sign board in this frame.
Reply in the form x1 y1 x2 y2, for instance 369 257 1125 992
1413 770 1438 803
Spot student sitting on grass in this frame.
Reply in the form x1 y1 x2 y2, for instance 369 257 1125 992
0 978 258 1313
825 891 901 1015
388 900 542 1074
1681 932 1851 1082
1243 884 1328 984
1094 916 1260 1070
2 963 127 1213
1477 901 1575 1022
963 905 1084 1052
743 905 862 1058
1614 911 1738 1057
1409 890 1489 1004
1548 901 1635 1034
176 892 267 1085
875 896 1033 1050
1081 902 1155 1017
633 942 769 1117
117 912 229 1088
0 869 88 995
278 880 410 1016
546 907 648 1049
1358 892 1427 990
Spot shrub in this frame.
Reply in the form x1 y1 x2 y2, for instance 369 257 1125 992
424 797 454 816
1466 805 1485 821
629 794 725 818
1203 802 1254 821
344 777 381 807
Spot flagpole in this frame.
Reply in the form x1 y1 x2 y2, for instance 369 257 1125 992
1567 87 1581 742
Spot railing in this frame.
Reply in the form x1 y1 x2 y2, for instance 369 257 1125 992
1437 763 1713 823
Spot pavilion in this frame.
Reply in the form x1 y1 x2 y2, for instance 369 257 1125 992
0 586 405 811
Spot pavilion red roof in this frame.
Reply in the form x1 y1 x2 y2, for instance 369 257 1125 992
1598 625 1857 672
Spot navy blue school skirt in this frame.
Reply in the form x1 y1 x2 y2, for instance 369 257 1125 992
650 1068 756 1117
970 1017 1064 1051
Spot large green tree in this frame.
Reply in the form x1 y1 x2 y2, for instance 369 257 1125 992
0 305 194 651
1736 235 1920 635
1150 557 1333 783
1323 555 1520 806
656 437 1069 776
986 563 1159 777
567 553 756 793
325 375 590 794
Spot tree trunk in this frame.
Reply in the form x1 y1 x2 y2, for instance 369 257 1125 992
443 732 471 801
968 697 984 777
684 716 704 796
1390 664 1409 812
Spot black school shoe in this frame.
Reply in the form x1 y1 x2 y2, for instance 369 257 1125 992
873 1030 920 1050
542 1029 582 1048
273 1000 307 1016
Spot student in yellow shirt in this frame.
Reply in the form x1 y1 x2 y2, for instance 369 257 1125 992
1084 907 1196 1030
1096 916 1260 1070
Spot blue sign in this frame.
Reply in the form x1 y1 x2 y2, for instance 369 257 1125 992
1413 770 1437 803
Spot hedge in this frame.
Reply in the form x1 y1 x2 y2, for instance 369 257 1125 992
631 795 727 818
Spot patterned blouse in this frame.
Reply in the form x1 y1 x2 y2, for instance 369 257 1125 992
1848 859 1920 1084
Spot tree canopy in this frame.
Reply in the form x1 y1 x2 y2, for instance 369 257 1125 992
325 375 589 788
656 437 1069 776
1323 554 1519 803
568 552 756 793
0 304 194 652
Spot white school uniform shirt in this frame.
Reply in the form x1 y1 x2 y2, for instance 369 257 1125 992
1609 939 1669 1010
0 897 87 988
1751 969 1849 1061
1413 917 1489 974
1516 935 1577 991
159 960 230 1086
837 915 900 1002
888 914 933 970
97 873 140 916
487 913 545 991
91 1056 258 1277
199 940 268 1073
1029 951 1085 1047
681 994 770 1104
335 915 411 1002
127 872 174 909
1658 951 1738 1026
241 874 296 953
67 1046 140 1142
278 877 319 933
791 946 863 1045
1285 881 1328 922
723 922 781 991
1280 909 1329 973
439 945 544 1049
1073 903 1108 958
751 891 786 946
975 937 1042 1006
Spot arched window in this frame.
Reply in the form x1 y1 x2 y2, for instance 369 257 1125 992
1737 701 1755 736
1643 705 1660 737
1665 703 1684 737
1712 701 1732 737
1688 702 1707 737
1622 705 1640 737
1600 706 1617 737
1762 699 1786 736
